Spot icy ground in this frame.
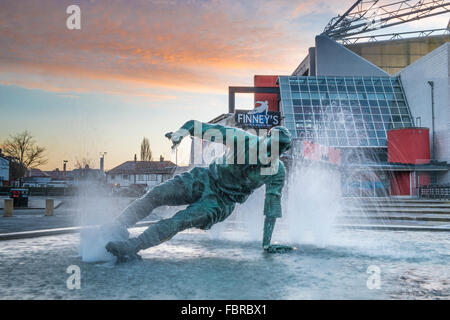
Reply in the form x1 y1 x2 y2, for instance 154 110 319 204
0 228 449 300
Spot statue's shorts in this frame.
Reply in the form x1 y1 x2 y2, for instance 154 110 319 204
117 167 236 231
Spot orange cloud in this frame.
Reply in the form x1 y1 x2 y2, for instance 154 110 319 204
0 0 312 96
2 0 445 98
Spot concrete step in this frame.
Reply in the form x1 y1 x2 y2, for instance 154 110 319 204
344 197 449 202
355 203 450 208
346 208 450 214
344 200 450 204
339 214 450 223
343 198 450 205
350 205 450 212
336 224 450 232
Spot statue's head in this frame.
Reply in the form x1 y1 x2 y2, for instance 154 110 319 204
267 126 292 156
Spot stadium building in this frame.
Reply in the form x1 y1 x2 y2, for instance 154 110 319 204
208 1 450 198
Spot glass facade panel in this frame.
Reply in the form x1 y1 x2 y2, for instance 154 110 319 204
279 76 413 147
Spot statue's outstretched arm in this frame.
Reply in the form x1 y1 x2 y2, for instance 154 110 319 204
165 120 256 149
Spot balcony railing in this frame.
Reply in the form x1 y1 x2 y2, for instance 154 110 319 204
418 184 450 199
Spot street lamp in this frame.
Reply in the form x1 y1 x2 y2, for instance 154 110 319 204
99 152 107 173
427 81 435 161
63 160 68 178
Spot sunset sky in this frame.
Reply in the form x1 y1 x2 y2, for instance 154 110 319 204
0 0 447 170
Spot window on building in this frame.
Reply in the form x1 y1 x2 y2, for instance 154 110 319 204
279 76 413 147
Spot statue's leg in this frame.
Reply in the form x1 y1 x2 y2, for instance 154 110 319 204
106 194 235 256
132 194 236 250
115 172 204 227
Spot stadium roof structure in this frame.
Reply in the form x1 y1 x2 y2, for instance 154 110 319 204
293 1 450 77
323 0 450 42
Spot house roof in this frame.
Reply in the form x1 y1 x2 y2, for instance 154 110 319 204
44 169 74 180
70 167 102 175
27 168 50 177
107 161 177 175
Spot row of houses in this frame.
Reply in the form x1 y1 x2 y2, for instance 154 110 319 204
0 150 178 191
21 166 104 188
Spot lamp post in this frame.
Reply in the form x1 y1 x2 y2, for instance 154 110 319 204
63 160 68 178
427 81 435 161
62 160 68 196
99 152 107 173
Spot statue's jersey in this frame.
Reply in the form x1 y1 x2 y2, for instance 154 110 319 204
181 120 285 218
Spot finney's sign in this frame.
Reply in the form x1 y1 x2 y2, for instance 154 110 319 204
235 101 281 128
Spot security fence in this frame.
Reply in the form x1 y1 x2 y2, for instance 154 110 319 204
418 184 450 199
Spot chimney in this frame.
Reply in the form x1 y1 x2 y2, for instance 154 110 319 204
133 154 137 185
100 157 104 173
63 160 68 179
160 155 164 162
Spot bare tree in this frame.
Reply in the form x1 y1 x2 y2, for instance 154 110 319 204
140 137 152 161
2 131 47 171
74 157 93 169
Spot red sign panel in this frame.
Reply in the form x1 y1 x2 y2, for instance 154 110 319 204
387 128 430 164
254 75 279 112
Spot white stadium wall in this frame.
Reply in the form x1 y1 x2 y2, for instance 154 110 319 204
399 43 450 183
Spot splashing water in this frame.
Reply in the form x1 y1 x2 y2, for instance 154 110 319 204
79 227 115 263
76 180 122 262
282 161 342 246
208 157 343 248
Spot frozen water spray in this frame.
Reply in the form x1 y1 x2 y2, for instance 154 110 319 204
76 180 122 262
282 160 342 246
208 156 343 247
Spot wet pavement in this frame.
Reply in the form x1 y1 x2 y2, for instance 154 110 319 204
0 228 448 299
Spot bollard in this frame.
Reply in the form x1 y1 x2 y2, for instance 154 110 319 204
3 199 14 217
45 199 54 216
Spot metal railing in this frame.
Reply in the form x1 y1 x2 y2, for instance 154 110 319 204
418 184 450 199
